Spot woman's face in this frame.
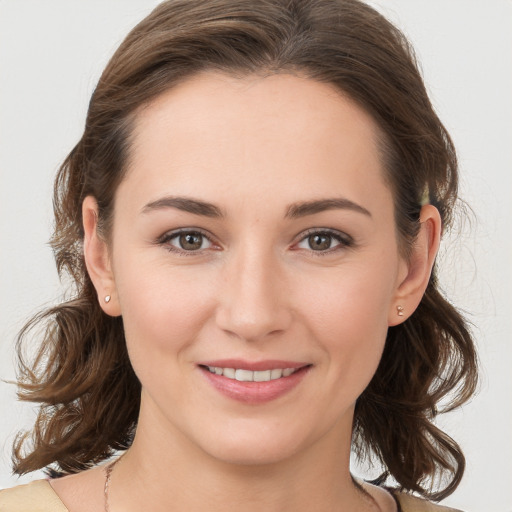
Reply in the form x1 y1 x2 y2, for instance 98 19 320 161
96 73 411 465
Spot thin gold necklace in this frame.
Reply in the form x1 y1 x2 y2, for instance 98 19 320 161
104 456 123 512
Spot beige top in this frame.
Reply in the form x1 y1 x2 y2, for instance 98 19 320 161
0 480 463 511
0 480 68 512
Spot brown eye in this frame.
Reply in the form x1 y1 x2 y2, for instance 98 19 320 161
295 230 353 254
179 232 204 250
164 231 212 252
308 233 332 251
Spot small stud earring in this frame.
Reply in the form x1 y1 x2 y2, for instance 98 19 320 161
397 305 404 316
104 295 111 303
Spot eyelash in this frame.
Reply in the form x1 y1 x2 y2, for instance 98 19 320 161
157 228 216 256
294 228 354 256
156 228 354 256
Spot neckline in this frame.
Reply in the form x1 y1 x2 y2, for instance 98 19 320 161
44 476 410 512
45 479 70 511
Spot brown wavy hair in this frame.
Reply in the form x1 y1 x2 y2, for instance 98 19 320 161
13 0 477 501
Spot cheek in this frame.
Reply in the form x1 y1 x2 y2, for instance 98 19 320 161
114 256 217 364
297 262 395 383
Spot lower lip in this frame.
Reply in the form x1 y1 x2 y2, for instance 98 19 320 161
199 366 311 404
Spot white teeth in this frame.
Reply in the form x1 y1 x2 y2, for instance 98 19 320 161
270 368 283 379
253 370 271 382
206 366 298 382
235 369 253 381
223 368 236 379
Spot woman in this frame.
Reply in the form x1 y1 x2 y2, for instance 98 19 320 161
0 0 478 510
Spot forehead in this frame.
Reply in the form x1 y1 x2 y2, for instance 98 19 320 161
121 72 390 213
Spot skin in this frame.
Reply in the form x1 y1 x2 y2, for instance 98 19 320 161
51 72 441 512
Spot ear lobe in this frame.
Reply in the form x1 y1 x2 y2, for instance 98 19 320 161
82 196 121 316
388 205 442 326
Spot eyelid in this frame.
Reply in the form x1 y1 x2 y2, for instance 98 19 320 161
156 227 220 255
155 226 354 256
293 228 354 253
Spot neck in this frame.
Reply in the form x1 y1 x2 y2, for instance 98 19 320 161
109 400 373 512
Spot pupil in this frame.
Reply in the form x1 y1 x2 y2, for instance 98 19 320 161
309 234 331 251
180 233 202 250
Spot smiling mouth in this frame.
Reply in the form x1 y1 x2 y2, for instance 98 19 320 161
199 362 312 403
203 366 301 382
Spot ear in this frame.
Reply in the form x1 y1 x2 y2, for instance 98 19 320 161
82 195 121 316
388 205 442 326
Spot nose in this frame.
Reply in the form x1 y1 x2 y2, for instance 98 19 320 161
215 244 292 342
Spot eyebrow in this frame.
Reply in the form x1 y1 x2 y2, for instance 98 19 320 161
141 196 224 218
285 198 371 219
141 195 371 219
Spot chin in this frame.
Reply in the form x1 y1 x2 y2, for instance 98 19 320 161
191 419 316 467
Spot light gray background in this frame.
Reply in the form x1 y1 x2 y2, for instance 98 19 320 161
1 1 511 510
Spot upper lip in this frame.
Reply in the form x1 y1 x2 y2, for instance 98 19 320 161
198 359 310 371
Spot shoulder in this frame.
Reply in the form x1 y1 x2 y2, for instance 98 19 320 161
394 492 464 512
0 480 69 512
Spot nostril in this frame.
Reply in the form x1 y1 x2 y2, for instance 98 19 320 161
214 296 293 342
